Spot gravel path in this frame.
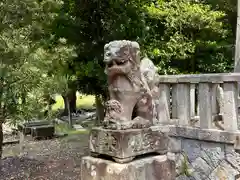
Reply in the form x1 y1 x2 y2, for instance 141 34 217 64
1 133 89 180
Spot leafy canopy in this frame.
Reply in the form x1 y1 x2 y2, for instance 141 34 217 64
0 0 76 124
55 0 233 97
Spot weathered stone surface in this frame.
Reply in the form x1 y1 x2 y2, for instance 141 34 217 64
141 57 162 125
226 152 240 172
199 83 212 129
30 125 55 139
181 139 201 163
222 82 238 131
102 40 161 130
154 125 240 145
208 160 239 180
200 142 224 168
224 144 235 154
17 120 51 135
168 138 182 153
176 175 186 180
158 84 171 124
171 84 191 125
81 155 176 180
167 152 176 162
176 175 195 180
191 157 212 180
157 73 240 84
236 174 240 180
171 137 240 180
89 126 168 163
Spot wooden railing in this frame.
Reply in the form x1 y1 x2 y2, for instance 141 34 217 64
157 73 240 131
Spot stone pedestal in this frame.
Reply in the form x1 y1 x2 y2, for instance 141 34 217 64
89 127 169 163
81 155 176 180
81 126 176 179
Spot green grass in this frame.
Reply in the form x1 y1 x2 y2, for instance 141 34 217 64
52 92 94 134
55 123 89 135
52 92 95 111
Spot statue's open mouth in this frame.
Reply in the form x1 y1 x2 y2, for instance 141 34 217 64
107 58 127 69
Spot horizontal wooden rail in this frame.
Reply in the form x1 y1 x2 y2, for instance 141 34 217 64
157 73 240 83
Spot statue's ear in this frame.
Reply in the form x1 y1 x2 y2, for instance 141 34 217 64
140 52 147 60
135 50 141 65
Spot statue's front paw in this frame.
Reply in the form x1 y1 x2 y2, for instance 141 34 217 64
132 117 152 129
102 118 133 130
102 119 118 130
102 119 109 127
120 121 133 130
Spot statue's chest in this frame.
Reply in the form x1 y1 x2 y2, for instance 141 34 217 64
109 75 141 92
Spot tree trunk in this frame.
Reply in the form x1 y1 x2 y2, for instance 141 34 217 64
66 96 73 129
62 90 76 115
95 95 105 126
21 92 26 105
43 94 56 118
0 122 3 159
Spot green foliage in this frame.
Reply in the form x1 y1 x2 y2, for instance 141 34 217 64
53 0 235 97
0 0 76 124
145 0 233 74
179 153 192 177
53 0 151 96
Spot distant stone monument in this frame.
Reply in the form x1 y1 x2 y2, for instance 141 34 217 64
81 40 176 180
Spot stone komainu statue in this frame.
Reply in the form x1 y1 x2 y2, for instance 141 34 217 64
102 40 160 130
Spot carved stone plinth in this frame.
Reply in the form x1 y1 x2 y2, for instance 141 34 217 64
89 126 169 163
81 155 176 180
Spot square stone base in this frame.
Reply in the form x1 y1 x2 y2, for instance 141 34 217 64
81 155 176 180
89 126 168 163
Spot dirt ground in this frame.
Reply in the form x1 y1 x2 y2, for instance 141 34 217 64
0 133 89 180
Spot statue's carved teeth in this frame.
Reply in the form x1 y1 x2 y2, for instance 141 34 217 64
107 58 127 69
116 60 125 65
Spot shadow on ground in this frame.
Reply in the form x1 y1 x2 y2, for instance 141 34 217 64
1 133 89 180
0 156 45 179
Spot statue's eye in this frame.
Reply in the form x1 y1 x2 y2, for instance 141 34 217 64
106 52 111 57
